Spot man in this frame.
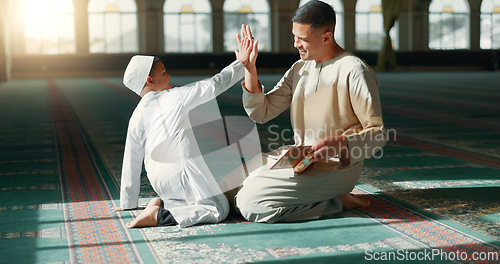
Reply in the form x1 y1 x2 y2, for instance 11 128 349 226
235 1 387 223
113 33 257 228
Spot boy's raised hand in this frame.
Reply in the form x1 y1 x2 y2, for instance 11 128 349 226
235 24 258 70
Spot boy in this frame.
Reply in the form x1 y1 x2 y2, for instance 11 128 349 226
113 32 257 228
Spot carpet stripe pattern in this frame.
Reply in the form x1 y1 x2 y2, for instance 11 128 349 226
49 79 145 263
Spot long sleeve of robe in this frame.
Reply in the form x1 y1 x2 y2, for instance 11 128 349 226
243 52 386 166
120 60 244 227
235 52 387 223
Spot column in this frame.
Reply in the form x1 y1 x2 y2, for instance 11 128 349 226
342 0 356 51
211 0 224 53
267 0 298 53
0 0 7 81
137 0 164 54
469 0 481 50
398 0 411 51
402 0 430 51
73 0 89 54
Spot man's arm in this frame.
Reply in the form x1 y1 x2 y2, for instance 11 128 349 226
240 25 294 124
343 67 386 166
211 25 257 97
237 25 260 94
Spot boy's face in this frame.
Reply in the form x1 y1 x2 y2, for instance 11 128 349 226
150 62 172 91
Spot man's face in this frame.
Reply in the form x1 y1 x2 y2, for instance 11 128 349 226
150 62 172 91
292 22 326 62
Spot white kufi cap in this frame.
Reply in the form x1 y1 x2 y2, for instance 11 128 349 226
123 55 155 95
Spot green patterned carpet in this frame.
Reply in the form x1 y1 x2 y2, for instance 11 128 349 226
0 71 499 263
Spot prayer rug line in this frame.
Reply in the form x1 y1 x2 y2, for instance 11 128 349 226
48 79 160 264
354 185 500 260
392 136 500 168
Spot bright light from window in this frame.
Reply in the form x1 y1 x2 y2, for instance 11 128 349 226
223 0 271 52
164 0 212 53
23 0 75 54
88 0 138 53
24 1 57 37
429 0 469 49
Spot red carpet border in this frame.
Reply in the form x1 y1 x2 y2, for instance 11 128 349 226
354 186 500 263
48 79 143 263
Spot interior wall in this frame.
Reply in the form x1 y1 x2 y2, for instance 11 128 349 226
0 0 9 82
2 0 499 80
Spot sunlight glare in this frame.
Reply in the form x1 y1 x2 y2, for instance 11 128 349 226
23 0 73 37
22 0 75 54
24 0 58 28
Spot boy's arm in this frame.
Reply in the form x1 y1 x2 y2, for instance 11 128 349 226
173 60 244 111
169 25 256 111
115 126 144 210
173 31 257 110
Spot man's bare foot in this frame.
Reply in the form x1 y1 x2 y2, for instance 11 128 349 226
126 198 162 228
338 193 371 210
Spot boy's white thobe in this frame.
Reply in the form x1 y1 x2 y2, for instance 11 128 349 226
120 60 244 227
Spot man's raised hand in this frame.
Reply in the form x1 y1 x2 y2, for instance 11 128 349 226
235 24 258 70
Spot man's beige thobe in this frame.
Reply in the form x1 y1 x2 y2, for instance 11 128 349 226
235 52 387 223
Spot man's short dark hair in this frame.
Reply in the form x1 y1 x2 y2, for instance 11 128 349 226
292 0 336 29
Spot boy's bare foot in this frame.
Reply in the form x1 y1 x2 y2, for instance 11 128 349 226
126 198 162 228
338 193 371 210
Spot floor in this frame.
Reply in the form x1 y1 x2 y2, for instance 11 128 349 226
0 71 499 263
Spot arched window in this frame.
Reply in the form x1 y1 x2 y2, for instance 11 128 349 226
223 0 271 52
88 0 138 53
429 0 469 50
356 0 398 51
299 0 344 48
164 0 212 53
480 0 500 49
23 0 75 54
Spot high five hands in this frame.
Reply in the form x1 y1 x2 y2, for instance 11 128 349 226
235 24 258 70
